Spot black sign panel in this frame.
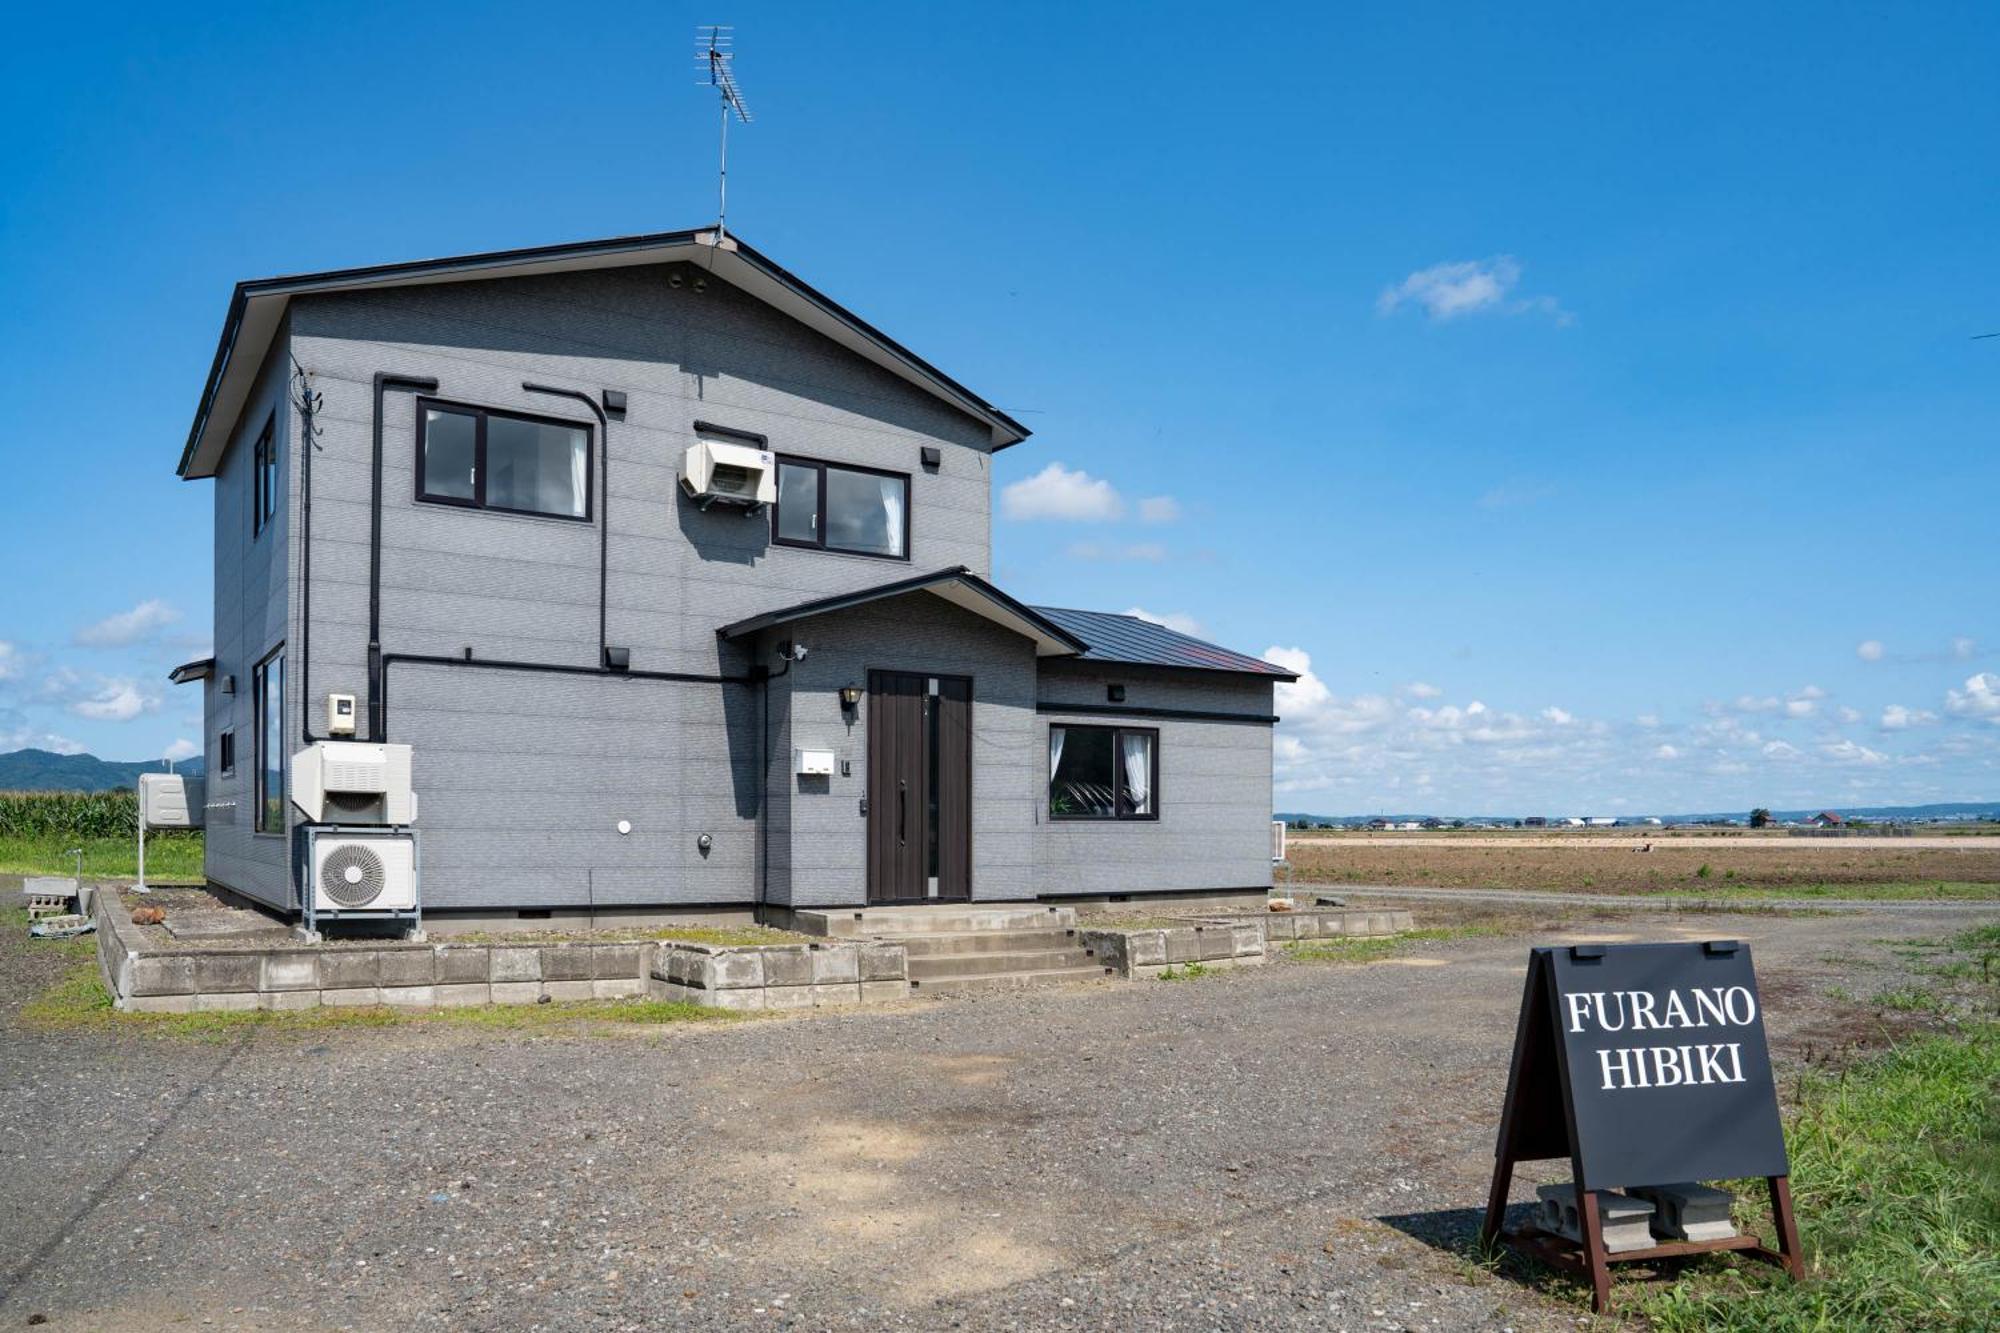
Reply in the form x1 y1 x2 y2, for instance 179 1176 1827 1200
1499 941 1789 1188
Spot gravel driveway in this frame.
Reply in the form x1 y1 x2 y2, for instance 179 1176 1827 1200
0 904 1981 1331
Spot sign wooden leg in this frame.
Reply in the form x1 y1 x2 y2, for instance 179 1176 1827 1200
1480 1153 1515 1250
1576 1186 1613 1313
1767 1175 1806 1280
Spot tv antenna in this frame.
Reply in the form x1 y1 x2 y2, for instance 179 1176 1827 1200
697 25 752 240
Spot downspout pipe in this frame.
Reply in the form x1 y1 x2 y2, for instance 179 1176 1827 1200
368 372 439 741
521 382 612 663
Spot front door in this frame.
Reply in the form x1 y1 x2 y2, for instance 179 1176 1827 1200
866 670 972 903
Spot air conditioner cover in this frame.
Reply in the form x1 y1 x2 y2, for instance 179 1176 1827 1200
681 439 776 506
291 741 416 825
311 832 417 912
138 773 206 829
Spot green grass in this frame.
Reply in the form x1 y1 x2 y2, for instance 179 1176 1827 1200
1686 881 2000 903
1156 960 1210 981
0 833 204 881
19 958 752 1040
1285 924 1500 964
1639 1025 2000 1332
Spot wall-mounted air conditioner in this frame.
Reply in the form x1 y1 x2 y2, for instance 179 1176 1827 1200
681 438 776 509
308 830 418 913
290 741 416 825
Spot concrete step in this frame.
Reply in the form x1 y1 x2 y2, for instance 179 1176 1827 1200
907 948 1098 981
897 928 1081 957
910 964 1114 996
795 904 1079 938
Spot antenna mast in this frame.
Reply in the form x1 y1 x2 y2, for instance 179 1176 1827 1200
697 25 752 239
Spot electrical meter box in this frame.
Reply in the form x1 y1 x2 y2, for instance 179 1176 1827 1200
794 748 835 777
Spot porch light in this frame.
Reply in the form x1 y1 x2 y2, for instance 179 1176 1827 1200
839 684 861 708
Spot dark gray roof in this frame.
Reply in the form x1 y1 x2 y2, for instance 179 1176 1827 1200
717 567 1088 658
1029 607 1297 679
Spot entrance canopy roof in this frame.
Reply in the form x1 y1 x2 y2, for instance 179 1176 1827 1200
717 567 1088 659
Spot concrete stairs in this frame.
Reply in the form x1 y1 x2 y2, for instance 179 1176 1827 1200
791 905 1113 995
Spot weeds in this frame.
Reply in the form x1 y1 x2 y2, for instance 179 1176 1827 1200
1156 961 1210 981
1285 924 1499 964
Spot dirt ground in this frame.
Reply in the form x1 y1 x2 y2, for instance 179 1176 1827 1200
1286 835 2000 893
1 899 1991 1331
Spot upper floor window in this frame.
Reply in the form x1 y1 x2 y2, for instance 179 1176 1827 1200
1049 724 1158 821
772 455 908 559
252 415 277 537
254 647 285 834
418 401 591 521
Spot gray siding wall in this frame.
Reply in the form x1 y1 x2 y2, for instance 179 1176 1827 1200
1033 663 1277 895
278 262 995 911
762 593 1039 908
203 337 293 907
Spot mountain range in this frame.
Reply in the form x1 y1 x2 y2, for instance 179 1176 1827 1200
0 748 206 792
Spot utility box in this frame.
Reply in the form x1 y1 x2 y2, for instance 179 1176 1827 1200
138 772 206 829
326 692 358 736
794 748 835 777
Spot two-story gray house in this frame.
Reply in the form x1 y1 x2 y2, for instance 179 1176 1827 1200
168 229 1294 929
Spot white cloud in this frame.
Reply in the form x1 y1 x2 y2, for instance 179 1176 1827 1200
1541 706 1574 725
1822 739 1888 765
1734 695 1781 713
64 676 157 722
0 724 84 754
0 640 17 681
1376 256 1569 324
1762 741 1803 760
162 738 200 762
1945 672 2000 723
1000 463 1123 522
74 599 181 648
1856 639 1885 662
1837 706 1863 724
1125 607 1203 637
1136 496 1181 524
1880 704 1937 730
1652 744 1681 760
1405 682 1443 699
1635 714 1661 729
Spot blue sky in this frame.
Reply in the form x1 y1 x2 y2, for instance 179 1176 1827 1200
1 2 1995 813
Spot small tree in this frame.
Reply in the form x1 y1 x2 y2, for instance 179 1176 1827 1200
1749 807 1773 828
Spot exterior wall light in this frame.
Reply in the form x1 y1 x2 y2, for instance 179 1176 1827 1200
839 684 861 708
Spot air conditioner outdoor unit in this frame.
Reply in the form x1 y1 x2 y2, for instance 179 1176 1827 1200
681 438 776 509
290 741 416 825
309 830 418 913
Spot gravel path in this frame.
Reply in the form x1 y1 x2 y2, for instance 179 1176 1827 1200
1316 883 2000 913
0 905 1983 1331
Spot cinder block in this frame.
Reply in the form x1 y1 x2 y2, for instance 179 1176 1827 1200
381 985 436 1009
1165 929 1200 964
260 990 321 1012
764 985 814 1011
377 949 434 988
128 955 196 996
321 986 384 1007
1263 916 1299 941
542 980 594 1003
593 944 643 981
860 979 909 1004
591 977 644 1000
858 944 906 981
762 948 813 987
320 951 381 989
710 951 765 990
489 947 541 983
489 981 540 1005
433 946 489 984
1126 931 1167 967
260 952 319 991
659 948 696 985
123 993 195 1014
193 991 260 1013
648 979 692 1004
811 982 861 1007
435 983 491 1008
810 947 860 984
707 987 766 1011
539 946 593 982
1537 1184 1655 1253
1631 1184 1736 1241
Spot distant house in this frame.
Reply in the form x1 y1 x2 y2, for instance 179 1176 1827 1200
1810 811 1846 827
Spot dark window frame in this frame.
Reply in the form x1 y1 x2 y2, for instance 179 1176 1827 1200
217 728 236 778
1047 723 1160 822
252 413 277 538
253 645 285 836
770 453 912 562
415 398 595 523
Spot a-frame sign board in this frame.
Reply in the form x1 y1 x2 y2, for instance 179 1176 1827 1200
1479 941 1804 1312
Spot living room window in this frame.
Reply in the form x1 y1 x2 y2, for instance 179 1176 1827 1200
771 455 908 559
417 401 592 520
1048 724 1158 820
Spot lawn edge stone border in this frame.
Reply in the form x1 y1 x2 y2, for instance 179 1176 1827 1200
1079 908 1416 979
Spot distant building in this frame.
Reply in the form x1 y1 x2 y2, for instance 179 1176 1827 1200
1810 811 1846 827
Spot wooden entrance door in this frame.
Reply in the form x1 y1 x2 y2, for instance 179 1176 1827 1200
866 671 972 903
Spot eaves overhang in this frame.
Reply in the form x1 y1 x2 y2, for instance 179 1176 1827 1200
718 566 1088 659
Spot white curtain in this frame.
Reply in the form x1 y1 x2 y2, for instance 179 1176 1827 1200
881 478 905 556
569 435 588 517
1049 726 1065 781
1121 732 1152 815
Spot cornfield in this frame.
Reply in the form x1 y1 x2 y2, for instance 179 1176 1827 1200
0 789 195 842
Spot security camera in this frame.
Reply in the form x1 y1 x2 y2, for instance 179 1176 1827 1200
790 643 809 662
